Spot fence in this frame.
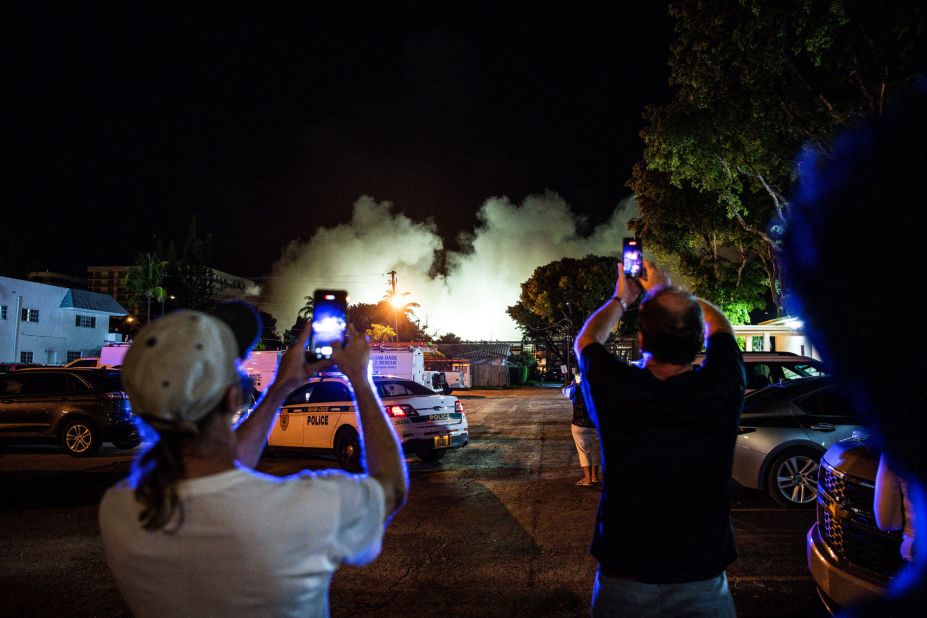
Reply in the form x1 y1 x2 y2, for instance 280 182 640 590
472 364 510 387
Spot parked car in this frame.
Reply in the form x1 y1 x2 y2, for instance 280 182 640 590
268 373 469 470
697 351 827 393
732 377 864 507
807 435 904 613
64 357 100 368
0 368 139 456
0 362 46 374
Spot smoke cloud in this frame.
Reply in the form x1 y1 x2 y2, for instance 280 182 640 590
263 193 637 340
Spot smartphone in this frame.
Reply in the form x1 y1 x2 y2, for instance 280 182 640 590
622 237 643 278
307 290 348 361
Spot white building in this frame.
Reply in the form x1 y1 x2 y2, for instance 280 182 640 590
732 316 819 359
0 276 127 364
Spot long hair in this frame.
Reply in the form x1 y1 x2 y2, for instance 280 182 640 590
131 413 215 532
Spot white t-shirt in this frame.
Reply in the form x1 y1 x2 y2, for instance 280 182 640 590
99 466 385 618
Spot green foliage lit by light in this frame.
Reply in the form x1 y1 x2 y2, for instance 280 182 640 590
631 0 926 317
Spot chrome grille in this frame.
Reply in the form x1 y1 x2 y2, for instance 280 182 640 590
817 462 903 578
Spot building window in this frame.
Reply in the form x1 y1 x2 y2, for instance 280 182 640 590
0 305 6 320
67 351 82 363
21 308 39 323
20 351 34 363
75 315 97 328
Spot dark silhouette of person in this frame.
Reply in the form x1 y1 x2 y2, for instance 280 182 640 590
781 86 927 615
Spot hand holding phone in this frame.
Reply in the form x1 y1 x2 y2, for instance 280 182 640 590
622 237 643 278
307 290 348 362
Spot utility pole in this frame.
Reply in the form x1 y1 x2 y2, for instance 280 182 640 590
387 270 399 342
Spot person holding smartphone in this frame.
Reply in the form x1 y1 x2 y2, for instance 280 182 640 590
98 302 407 618
574 261 745 617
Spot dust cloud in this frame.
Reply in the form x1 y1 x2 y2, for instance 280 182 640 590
263 193 636 340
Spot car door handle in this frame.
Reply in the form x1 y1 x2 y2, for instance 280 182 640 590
810 423 836 432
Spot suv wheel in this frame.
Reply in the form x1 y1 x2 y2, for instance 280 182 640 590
61 419 101 457
767 447 820 507
334 428 362 472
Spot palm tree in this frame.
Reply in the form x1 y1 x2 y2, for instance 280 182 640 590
125 253 168 324
298 295 314 319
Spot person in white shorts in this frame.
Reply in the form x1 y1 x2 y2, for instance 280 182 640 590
563 370 601 486
98 302 407 618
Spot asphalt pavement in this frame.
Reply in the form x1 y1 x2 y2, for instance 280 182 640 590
0 387 827 617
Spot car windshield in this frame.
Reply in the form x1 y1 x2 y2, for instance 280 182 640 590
781 362 827 379
375 380 437 398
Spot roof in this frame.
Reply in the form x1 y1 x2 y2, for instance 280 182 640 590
436 343 512 359
60 289 128 315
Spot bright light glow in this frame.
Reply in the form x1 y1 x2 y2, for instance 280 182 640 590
389 294 406 309
389 405 406 416
312 315 346 334
318 345 333 356
784 318 804 329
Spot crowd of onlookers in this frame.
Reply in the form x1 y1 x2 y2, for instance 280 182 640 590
92 91 926 617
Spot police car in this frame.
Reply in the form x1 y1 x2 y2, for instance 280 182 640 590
267 374 469 471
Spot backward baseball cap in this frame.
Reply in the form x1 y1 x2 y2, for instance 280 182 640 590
121 302 261 425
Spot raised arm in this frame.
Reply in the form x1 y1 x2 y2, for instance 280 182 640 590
234 320 332 468
574 260 664 357
696 298 734 338
335 325 409 517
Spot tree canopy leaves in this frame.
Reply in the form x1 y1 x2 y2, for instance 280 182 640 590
632 0 927 314
507 255 616 368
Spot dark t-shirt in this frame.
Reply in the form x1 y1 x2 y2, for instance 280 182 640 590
563 381 594 428
579 333 746 583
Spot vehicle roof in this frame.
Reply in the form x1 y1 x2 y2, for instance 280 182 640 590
14 367 119 373
696 351 821 362
314 373 420 382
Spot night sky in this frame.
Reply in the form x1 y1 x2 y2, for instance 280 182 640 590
5 3 673 279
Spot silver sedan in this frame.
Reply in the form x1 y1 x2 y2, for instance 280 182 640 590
732 378 864 507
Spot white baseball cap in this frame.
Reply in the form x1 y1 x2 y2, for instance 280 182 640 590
121 302 260 426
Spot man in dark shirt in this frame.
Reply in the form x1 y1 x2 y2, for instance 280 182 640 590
575 260 745 617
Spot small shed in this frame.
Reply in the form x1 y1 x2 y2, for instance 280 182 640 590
436 343 513 387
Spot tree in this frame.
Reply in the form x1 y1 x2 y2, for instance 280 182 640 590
256 310 282 351
436 332 463 344
124 253 168 324
634 0 927 314
367 323 397 342
349 301 427 341
167 217 216 312
628 164 768 321
507 255 616 369
298 295 314 319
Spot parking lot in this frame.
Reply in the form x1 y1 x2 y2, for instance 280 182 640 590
0 387 826 617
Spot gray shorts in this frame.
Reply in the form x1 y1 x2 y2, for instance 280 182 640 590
592 568 736 617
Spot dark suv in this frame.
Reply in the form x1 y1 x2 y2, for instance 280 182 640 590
0 368 139 456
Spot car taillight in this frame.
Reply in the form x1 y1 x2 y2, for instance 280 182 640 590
454 400 463 414
100 391 128 400
386 404 417 417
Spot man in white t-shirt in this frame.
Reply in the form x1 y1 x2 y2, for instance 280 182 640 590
99 302 408 618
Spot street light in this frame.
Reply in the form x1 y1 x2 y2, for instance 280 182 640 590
160 294 176 317
389 291 411 342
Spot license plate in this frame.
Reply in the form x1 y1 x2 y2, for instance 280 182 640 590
429 413 450 421
434 435 451 447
